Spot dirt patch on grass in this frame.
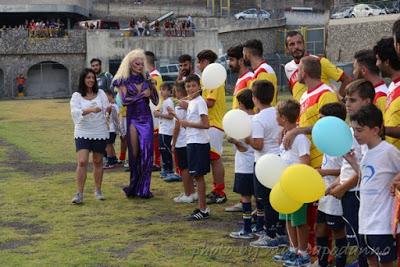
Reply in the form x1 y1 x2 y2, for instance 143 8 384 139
0 240 32 250
110 240 146 259
0 221 50 235
0 139 75 178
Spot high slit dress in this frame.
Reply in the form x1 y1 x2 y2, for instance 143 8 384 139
113 74 159 198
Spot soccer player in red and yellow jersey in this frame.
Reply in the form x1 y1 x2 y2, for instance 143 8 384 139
243 39 278 106
374 38 400 150
284 31 351 102
146 51 164 171
353 49 388 115
197 49 228 204
227 44 253 109
283 56 338 253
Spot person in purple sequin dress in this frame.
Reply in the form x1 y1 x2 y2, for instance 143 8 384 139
113 49 159 198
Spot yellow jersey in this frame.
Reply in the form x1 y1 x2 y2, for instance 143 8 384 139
385 78 400 149
249 61 278 106
285 56 344 102
299 83 338 168
373 81 388 116
202 84 226 130
232 70 253 109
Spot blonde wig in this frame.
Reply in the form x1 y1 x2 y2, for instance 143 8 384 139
113 49 148 82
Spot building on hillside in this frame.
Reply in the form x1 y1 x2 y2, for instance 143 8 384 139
0 0 91 98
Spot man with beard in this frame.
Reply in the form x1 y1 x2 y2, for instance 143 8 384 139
243 39 278 106
284 31 351 101
353 49 387 114
374 37 400 150
227 44 254 109
90 58 113 91
177 54 194 81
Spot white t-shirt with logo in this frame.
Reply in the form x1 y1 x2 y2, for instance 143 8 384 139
186 96 210 144
174 104 187 148
279 133 310 166
318 154 343 216
359 141 400 235
109 103 120 133
235 115 255 174
252 107 281 161
159 97 175 136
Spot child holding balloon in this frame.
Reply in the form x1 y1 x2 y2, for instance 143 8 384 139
316 102 348 267
246 80 286 248
227 89 256 239
347 105 400 267
273 99 311 266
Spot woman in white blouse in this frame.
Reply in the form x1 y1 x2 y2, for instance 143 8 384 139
70 68 111 204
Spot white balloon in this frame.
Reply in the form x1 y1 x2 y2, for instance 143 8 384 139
201 63 227 89
222 109 252 139
255 154 288 189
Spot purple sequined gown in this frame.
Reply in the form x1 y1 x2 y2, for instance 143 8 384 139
113 74 158 198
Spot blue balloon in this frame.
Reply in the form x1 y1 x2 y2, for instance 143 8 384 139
311 116 353 157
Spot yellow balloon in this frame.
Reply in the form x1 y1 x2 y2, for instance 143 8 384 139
270 183 303 214
280 164 325 203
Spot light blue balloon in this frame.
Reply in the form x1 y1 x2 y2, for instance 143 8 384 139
311 116 353 157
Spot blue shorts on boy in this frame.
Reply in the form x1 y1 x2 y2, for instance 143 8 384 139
233 135 254 196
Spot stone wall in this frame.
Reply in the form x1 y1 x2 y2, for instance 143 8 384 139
86 29 221 67
218 18 286 53
326 14 397 63
0 30 86 98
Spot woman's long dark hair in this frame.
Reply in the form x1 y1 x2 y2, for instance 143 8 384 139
78 68 98 97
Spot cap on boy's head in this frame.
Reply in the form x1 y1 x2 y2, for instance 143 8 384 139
345 79 375 102
251 80 274 105
276 99 300 124
184 74 201 85
350 104 383 129
319 102 347 121
236 89 254 110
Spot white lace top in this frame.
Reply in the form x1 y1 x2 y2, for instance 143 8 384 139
70 89 110 140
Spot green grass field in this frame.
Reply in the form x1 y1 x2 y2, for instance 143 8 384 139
0 96 293 266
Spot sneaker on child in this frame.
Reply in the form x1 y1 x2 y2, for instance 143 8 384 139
273 249 297 263
71 192 83 204
95 190 105 201
164 173 182 182
224 202 242 212
173 193 194 203
229 228 254 239
283 253 311 267
186 208 210 221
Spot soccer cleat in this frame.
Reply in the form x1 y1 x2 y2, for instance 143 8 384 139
206 192 227 204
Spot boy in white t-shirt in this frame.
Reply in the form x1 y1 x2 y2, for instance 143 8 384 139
104 90 120 169
168 81 197 203
273 99 311 266
316 103 348 267
346 105 400 266
181 75 211 220
227 89 256 239
245 80 285 248
154 83 181 182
